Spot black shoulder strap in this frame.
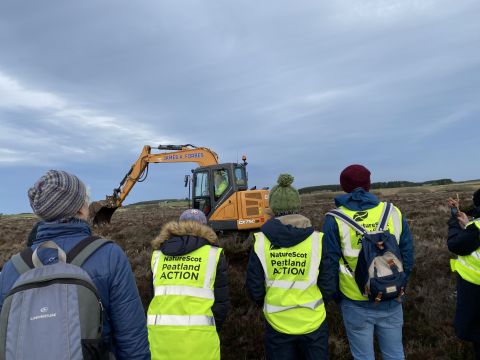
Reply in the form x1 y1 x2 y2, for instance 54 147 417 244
67 236 112 267
11 248 35 274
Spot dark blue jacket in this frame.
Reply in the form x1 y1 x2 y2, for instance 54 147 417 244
447 213 480 342
447 213 480 255
322 188 414 308
0 219 150 360
246 214 336 307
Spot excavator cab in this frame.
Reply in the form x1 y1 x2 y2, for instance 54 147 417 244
192 163 269 231
192 163 246 215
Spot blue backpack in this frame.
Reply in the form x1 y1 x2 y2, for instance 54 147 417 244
327 203 406 302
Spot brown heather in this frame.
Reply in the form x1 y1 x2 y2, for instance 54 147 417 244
1 183 479 359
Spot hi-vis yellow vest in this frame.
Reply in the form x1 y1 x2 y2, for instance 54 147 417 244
147 245 222 360
333 202 403 301
215 180 228 197
451 219 480 285
253 232 326 335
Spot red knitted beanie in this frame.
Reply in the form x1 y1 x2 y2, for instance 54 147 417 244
340 164 371 193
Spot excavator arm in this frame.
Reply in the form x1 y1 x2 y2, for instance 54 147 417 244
90 144 219 224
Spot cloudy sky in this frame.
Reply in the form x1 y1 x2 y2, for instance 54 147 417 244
1 0 479 214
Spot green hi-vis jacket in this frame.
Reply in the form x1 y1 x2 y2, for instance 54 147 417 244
451 220 480 285
253 231 326 335
215 179 228 197
147 245 222 360
332 202 402 301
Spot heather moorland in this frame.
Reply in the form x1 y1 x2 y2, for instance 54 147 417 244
1 182 479 359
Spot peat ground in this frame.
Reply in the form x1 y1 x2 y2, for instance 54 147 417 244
1 183 479 359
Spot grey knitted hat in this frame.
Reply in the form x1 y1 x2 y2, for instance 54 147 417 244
179 209 207 224
269 174 301 216
28 170 87 221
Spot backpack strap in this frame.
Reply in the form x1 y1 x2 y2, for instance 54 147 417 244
11 236 112 274
32 241 67 268
377 202 393 231
11 248 34 275
326 209 368 235
67 236 112 267
326 209 368 274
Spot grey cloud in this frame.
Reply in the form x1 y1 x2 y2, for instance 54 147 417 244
0 0 479 213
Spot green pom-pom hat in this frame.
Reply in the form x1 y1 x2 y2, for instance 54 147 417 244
269 174 301 216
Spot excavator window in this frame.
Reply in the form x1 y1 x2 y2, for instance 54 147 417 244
195 171 210 197
234 167 247 186
194 171 211 215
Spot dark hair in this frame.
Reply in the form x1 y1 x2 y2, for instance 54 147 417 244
473 189 480 208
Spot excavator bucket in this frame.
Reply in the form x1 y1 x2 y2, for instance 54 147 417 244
89 200 118 225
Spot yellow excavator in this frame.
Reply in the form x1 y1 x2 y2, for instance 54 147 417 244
90 144 270 231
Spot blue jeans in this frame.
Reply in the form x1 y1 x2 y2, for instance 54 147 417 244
340 299 404 360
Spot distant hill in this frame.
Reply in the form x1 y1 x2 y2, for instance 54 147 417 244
125 178 477 202
299 178 455 194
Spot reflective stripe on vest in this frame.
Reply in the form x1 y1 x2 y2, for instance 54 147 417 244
451 219 480 285
264 298 324 314
154 285 214 299
254 231 326 335
204 246 219 288
332 202 403 301
152 251 161 279
147 314 215 326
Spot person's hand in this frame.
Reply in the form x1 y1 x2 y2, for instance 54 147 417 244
457 211 469 228
447 197 459 209
447 197 469 228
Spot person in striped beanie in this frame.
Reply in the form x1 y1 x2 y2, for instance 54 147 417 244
0 170 151 359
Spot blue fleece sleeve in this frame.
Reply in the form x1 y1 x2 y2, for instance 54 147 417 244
399 216 414 280
0 267 5 310
245 247 266 307
108 245 150 360
317 234 336 303
321 216 341 302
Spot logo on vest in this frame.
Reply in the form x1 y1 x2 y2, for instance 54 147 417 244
353 211 368 221
269 250 308 276
161 255 203 281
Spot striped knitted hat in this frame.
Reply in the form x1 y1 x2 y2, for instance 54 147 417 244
28 170 87 221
